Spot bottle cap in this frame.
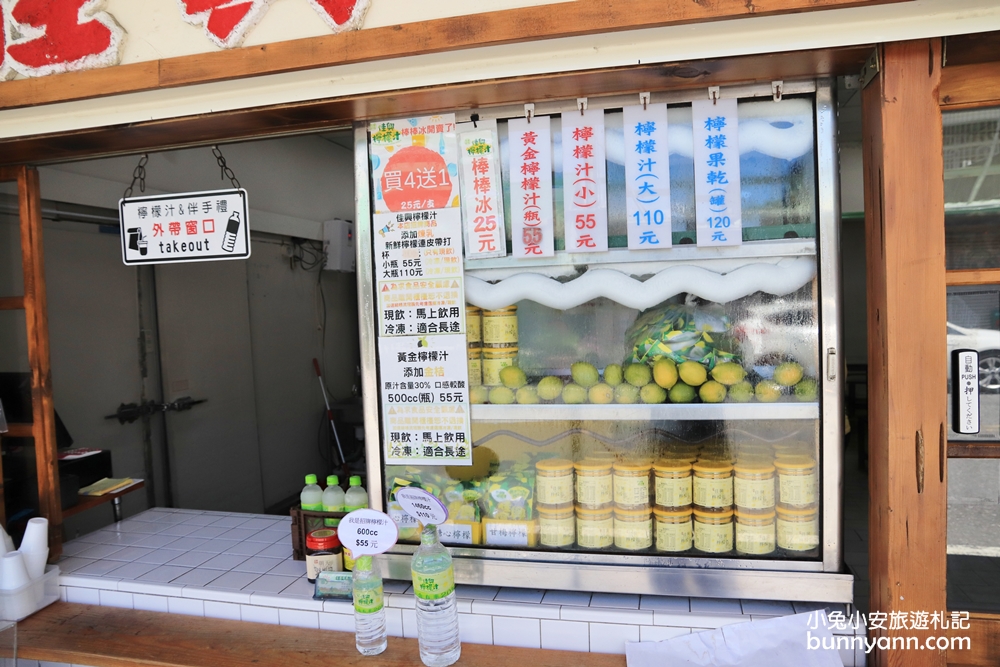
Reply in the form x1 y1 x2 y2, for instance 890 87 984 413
349 476 362 487
305 474 318 485
327 475 339 486
306 529 341 550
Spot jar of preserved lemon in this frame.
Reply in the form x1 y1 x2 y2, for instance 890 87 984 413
776 506 820 551
574 460 613 509
482 347 518 386
693 508 734 553
537 505 575 548
653 507 693 552
693 461 734 510
735 509 776 555
466 306 482 346
774 456 818 509
535 459 574 508
467 346 483 387
613 461 652 510
576 505 613 548
653 459 692 510
482 306 518 346
613 507 653 551
733 462 776 512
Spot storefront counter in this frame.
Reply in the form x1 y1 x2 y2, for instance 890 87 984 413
53 507 860 662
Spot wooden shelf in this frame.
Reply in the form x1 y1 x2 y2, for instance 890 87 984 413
62 480 145 520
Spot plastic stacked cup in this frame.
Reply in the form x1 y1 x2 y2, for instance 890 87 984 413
0 552 35 620
19 518 49 580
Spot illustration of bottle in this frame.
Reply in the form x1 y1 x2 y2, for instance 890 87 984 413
222 211 241 252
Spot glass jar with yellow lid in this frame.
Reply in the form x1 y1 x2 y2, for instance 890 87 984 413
653 459 692 510
466 305 482 346
613 460 652 510
482 347 518 386
576 504 613 549
613 507 653 551
535 458 575 508
653 507 693 552
692 460 734 511
733 461 776 512
574 459 613 509
734 509 776 555
482 306 518 346
467 346 483 387
776 506 820 551
537 505 575 548
693 508 734 553
774 456 818 509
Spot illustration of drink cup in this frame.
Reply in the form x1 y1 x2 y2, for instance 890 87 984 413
222 212 241 252
138 239 148 256
128 228 148 255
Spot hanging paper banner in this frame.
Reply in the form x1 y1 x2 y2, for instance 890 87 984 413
623 103 671 249
458 126 507 259
369 115 460 215
508 116 554 258
374 208 464 336
692 99 742 247
378 334 472 466
562 109 608 253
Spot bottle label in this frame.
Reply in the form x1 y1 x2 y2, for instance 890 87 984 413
302 502 323 511
693 476 733 508
655 476 692 507
778 473 817 506
539 516 575 547
576 517 613 548
735 522 776 555
777 518 820 551
412 568 455 600
614 518 652 550
306 552 343 580
655 519 693 552
354 583 384 614
576 475 613 505
613 475 650 507
694 521 733 553
346 503 367 512
536 475 574 505
734 477 775 510
344 547 355 571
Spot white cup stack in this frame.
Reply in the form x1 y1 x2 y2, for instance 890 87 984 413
18 518 49 580
0 528 12 556
0 552 35 620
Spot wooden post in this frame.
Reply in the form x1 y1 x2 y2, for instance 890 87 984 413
17 166 63 560
862 40 947 666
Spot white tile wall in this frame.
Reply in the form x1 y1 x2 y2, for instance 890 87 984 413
57 507 853 665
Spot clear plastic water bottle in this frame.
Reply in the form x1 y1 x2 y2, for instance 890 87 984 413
322 475 346 527
301 474 323 532
353 555 388 656
411 524 461 667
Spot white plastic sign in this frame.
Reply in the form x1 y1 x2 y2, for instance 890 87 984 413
338 509 399 556
395 487 449 525
120 188 250 265
952 349 980 435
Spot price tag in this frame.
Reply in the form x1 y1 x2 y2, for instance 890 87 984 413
395 487 449 525
438 522 474 545
484 521 530 547
338 509 399 556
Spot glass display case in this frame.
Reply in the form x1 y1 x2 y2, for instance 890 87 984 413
355 79 848 600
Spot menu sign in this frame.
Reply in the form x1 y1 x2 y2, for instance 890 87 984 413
371 115 471 466
458 126 506 259
692 99 742 247
623 103 672 249
562 109 608 253
508 116 555 257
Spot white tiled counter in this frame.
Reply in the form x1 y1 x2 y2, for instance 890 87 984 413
49 508 866 667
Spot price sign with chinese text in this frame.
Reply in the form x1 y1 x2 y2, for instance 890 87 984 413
395 487 449 525
692 99 742 247
370 115 459 215
508 116 554 258
119 188 250 265
562 109 608 253
623 103 671 249
458 126 506 259
378 334 471 466
338 509 399 556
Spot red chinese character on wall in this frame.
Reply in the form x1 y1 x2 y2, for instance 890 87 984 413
3 0 124 77
178 0 271 49
307 0 370 32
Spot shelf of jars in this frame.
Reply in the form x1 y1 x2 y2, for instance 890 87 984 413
470 402 819 422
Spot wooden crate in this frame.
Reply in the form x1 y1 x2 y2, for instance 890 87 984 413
289 506 348 561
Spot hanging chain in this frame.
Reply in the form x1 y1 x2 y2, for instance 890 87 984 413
123 154 148 199
212 145 241 189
